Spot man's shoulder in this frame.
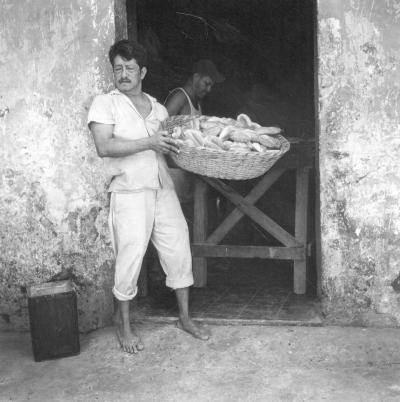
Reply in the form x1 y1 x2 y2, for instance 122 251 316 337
92 89 119 101
166 88 186 102
87 90 119 125
145 93 168 118
89 90 121 113
164 88 188 115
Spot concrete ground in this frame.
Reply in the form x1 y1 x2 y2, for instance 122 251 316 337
1 322 400 402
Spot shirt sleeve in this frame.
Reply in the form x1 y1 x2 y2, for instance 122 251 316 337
87 95 115 127
156 103 169 121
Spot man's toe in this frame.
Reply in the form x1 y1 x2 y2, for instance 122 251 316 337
198 330 210 341
191 325 210 341
204 327 212 338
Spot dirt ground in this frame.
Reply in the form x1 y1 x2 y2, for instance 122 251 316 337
1 322 400 402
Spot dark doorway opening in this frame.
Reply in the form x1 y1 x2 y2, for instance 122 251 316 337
126 0 320 324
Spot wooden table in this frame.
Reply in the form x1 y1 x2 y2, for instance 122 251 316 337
190 140 314 295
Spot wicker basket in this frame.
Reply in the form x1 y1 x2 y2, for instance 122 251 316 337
162 115 290 180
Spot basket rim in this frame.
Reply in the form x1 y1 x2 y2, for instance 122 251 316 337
175 133 290 155
176 144 284 155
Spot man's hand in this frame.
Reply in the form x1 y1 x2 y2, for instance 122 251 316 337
149 130 181 155
90 123 181 158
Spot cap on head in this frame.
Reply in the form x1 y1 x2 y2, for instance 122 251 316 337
192 59 225 83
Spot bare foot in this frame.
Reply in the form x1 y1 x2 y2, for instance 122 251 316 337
116 322 144 354
176 318 211 341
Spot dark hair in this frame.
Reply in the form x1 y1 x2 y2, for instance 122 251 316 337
108 40 148 69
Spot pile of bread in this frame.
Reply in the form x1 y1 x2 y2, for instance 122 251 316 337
170 114 282 153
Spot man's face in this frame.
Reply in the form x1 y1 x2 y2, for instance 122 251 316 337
113 55 145 93
194 75 214 99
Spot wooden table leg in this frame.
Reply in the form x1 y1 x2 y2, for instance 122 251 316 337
294 167 310 294
193 177 208 287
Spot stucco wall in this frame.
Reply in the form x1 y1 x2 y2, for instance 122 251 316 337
318 0 400 325
0 0 117 331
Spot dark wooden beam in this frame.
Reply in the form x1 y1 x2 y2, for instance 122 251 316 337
192 178 208 287
192 244 305 260
294 167 310 294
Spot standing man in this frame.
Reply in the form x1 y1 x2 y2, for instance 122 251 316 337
164 59 224 203
164 60 225 229
88 40 210 354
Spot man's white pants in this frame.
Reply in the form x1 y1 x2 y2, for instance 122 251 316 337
109 189 194 301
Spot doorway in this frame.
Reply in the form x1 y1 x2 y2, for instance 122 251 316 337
126 0 320 324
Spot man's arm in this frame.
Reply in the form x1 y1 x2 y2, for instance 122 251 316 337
90 122 180 158
164 91 187 116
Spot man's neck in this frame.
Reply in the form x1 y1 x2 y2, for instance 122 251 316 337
120 89 151 119
120 91 148 108
120 88 142 98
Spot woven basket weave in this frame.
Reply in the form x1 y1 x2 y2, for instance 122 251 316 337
162 115 290 180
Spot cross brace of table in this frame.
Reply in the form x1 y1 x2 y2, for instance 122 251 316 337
192 145 313 295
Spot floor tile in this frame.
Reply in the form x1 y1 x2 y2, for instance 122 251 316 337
247 298 285 309
254 287 291 297
135 259 319 322
217 293 255 304
189 301 211 313
200 308 242 319
238 306 280 320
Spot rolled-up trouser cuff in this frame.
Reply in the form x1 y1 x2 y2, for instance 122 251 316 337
112 286 137 301
166 275 194 290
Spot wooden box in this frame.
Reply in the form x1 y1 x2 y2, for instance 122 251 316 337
27 280 80 362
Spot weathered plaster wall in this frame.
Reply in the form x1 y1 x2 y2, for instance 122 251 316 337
0 0 117 331
2 0 399 330
318 0 400 325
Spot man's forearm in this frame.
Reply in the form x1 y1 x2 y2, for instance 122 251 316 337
97 137 152 158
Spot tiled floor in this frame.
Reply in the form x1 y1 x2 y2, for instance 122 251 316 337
132 259 321 324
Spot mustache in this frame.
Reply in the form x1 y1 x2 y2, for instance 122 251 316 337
118 79 131 83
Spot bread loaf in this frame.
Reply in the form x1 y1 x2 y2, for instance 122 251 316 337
257 134 281 149
255 126 282 135
185 129 204 147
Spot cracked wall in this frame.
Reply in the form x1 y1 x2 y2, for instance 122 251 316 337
318 0 400 325
0 0 117 331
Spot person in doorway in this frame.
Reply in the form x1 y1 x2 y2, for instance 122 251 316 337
164 59 225 207
164 59 225 116
87 40 211 354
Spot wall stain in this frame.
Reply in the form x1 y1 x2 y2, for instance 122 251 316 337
391 274 400 293
329 150 350 160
